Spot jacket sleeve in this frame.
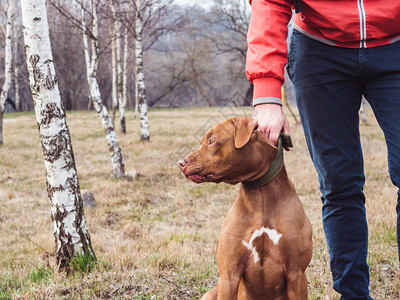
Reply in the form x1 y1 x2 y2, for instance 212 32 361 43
246 0 293 105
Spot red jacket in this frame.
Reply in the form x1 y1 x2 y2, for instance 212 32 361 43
246 0 400 104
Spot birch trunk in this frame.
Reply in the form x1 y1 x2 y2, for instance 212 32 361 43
21 0 95 269
82 0 125 179
134 84 138 119
120 25 128 134
13 55 20 112
13 5 20 112
360 97 367 123
110 0 118 126
111 0 125 133
135 0 150 141
0 0 15 145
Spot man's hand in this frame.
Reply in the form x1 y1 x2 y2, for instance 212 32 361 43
252 103 291 150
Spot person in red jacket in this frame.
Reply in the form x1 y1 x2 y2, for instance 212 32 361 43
247 0 400 299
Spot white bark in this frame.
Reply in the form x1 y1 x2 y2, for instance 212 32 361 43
13 4 20 111
360 98 367 123
110 0 118 125
82 0 125 179
20 0 95 269
111 0 126 133
116 16 124 133
121 25 128 133
135 0 150 141
134 82 138 119
0 0 15 145
13 54 20 111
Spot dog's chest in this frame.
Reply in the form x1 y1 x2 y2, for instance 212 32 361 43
242 226 283 264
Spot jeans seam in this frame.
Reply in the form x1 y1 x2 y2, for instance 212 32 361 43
287 31 298 83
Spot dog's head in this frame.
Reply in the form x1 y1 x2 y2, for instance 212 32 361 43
178 117 277 185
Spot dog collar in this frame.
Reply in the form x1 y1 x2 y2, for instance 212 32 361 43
242 134 292 189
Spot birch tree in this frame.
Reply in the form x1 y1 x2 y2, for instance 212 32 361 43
12 1 21 112
115 6 125 134
110 0 127 133
121 24 128 133
110 0 119 126
124 0 182 135
360 97 368 123
82 0 126 179
134 0 150 141
13 22 21 112
20 0 95 269
0 0 15 145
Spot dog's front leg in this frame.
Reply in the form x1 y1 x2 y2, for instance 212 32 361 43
216 233 247 300
286 269 308 300
217 275 242 300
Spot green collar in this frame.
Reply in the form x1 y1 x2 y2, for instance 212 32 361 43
242 134 292 189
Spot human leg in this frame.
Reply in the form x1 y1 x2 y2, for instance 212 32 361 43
287 30 372 299
362 41 400 263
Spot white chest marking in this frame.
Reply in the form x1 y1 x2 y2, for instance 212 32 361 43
242 227 282 263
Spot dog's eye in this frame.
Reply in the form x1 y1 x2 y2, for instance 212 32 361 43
208 139 215 145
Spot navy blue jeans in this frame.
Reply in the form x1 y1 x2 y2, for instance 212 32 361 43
287 30 400 299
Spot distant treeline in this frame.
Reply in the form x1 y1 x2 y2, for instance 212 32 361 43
0 0 254 112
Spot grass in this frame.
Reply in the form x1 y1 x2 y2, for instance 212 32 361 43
0 288 12 300
0 106 399 299
69 248 97 274
28 267 51 284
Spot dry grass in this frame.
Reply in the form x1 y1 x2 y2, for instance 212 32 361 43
0 106 399 299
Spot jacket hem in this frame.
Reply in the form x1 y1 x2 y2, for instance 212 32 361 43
293 24 336 47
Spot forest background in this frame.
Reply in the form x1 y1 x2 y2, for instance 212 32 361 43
1 0 263 113
0 0 399 299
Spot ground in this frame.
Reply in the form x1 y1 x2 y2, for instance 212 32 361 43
0 106 399 299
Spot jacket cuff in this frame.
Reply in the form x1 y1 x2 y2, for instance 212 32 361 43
253 97 283 106
253 77 282 99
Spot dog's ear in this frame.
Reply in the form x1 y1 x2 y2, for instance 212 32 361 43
233 118 258 148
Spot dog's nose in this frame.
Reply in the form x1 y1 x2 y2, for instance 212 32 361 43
178 158 188 170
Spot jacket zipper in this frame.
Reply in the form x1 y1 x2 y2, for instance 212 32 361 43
357 0 367 48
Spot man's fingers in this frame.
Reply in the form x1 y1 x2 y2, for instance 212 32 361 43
255 121 269 136
282 121 290 135
282 119 291 151
269 129 280 146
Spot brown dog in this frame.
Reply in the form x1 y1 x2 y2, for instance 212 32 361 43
178 117 312 300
